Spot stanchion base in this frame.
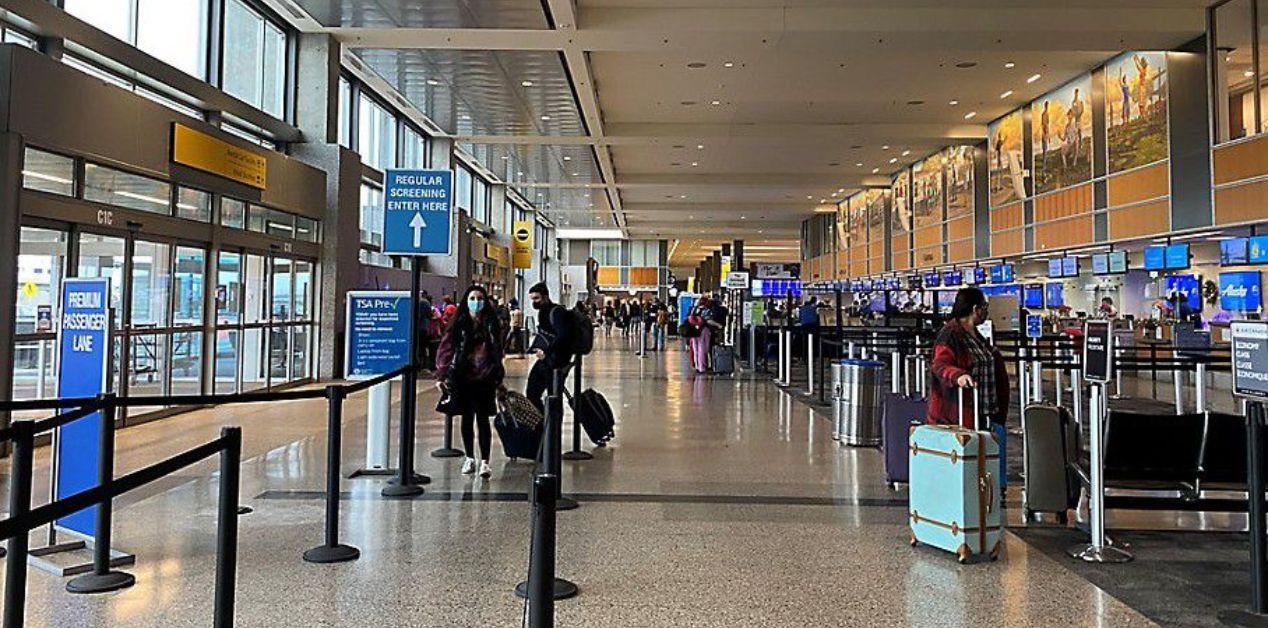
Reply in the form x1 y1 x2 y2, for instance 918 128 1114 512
380 483 425 498
562 450 594 461
1219 610 1268 627
556 497 579 511
386 473 431 486
66 570 136 594
303 543 360 564
237 506 254 515
514 577 579 601
430 447 464 459
1066 544 1133 563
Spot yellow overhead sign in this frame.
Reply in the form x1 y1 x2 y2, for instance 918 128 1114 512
171 123 267 189
512 221 534 269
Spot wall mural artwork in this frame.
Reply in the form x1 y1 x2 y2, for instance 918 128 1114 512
1106 51 1169 174
912 155 944 228
1031 74 1093 194
945 145 974 219
891 170 912 234
988 109 1025 206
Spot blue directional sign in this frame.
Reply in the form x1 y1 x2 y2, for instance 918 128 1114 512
56 277 112 536
1025 314 1043 339
345 291 412 379
382 169 453 256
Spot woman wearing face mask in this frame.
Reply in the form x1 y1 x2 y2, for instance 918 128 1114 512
928 287 1009 428
435 285 506 478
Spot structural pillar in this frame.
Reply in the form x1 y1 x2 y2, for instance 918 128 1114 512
733 240 744 271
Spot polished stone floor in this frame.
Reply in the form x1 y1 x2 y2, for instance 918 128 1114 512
0 335 1161 626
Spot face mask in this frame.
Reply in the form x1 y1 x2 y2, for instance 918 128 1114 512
468 298 484 312
532 300 544 310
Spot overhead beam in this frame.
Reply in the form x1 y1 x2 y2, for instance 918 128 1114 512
456 123 987 145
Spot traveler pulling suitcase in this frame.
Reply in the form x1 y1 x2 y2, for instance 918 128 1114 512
711 344 735 375
909 387 1003 563
882 393 927 489
494 390 544 460
1021 404 1079 523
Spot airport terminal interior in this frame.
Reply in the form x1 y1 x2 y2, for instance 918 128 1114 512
6 0 1268 626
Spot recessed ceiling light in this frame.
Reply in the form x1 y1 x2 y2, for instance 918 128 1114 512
1246 70 1256 78
882 145 890 150
855 163 863 167
740 215 746 220
687 62 707 68
806 195 813 200
521 80 534 87
1027 73 1042 83
710 100 721 106
1000 90 1013 99
517 171 523 176
836 188 845 194
563 156 572 161
426 78 440 86
501 155 509 160
819 198 826 203
964 111 977 120
949 99 959 106
889 158 900 164
696 144 705 150
902 150 911 156
541 115 552 120
871 167 880 174
571 172 579 176
691 161 699 167
1004 61 1016 69
955 62 977 69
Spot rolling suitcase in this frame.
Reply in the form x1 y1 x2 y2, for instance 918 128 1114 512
711 345 735 375
494 390 544 460
909 388 1002 563
882 393 927 489
1021 404 1079 523
571 388 616 446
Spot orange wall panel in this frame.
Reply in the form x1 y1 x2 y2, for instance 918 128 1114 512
991 230 1024 257
1034 184 1092 223
1215 180 1268 225
1108 200 1171 240
597 267 620 286
1106 162 1169 208
914 225 942 249
630 267 658 286
947 239 974 263
1034 215 1094 251
990 202 1024 232
1214 134 1268 185
914 245 943 268
947 216 973 241
892 250 910 271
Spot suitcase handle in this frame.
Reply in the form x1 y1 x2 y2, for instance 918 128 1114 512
956 384 982 431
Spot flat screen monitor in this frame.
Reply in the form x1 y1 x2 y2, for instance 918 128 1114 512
907 275 922 290
936 290 958 313
1220 271 1263 312
990 264 1015 284
861 279 874 291
1023 284 1044 309
1165 243 1191 270
1251 235 1268 264
1143 245 1166 271
1164 274 1202 315
924 272 941 288
1045 283 1065 308
1221 238 1250 266
944 271 963 287
1092 253 1109 275
889 277 902 290
964 268 979 285
1062 256 1078 277
1108 250 1128 274
1047 259 1063 279
973 267 987 285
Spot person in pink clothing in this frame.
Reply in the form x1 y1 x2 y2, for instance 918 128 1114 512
688 296 716 374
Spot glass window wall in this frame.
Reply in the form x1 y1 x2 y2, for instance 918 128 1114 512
358 94 396 171
176 187 212 222
223 0 286 117
84 164 172 215
22 148 75 196
1215 0 1257 143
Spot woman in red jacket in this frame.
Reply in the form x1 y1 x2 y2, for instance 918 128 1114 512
928 287 1010 428
435 285 506 478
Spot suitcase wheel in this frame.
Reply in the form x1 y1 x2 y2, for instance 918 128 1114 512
1022 509 1033 524
909 534 918 548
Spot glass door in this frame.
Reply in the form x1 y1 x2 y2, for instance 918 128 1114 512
13 227 68 409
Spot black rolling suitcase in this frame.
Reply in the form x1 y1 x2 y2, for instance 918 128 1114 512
567 388 616 445
495 390 544 460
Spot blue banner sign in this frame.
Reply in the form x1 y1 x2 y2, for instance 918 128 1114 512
56 278 112 536
1220 271 1263 312
382 169 453 256
1026 314 1043 339
345 291 412 379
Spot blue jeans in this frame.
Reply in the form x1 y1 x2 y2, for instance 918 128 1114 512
652 324 666 350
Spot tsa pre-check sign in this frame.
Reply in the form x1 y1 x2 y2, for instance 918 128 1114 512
56 277 112 536
345 291 412 380
382 169 453 257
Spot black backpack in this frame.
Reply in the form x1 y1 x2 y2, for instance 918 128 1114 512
570 309 595 356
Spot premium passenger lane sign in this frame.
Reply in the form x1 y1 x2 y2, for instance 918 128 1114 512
1233 320 1268 400
1083 320 1113 384
382 169 453 257
55 277 112 536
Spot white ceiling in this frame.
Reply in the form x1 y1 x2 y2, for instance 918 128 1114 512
277 0 1211 271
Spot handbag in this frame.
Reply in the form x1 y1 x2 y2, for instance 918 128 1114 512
678 322 700 338
435 384 462 415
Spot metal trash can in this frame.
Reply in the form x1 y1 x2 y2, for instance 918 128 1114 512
836 359 885 447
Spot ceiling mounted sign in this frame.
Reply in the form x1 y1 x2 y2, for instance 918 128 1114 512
171 123 267 190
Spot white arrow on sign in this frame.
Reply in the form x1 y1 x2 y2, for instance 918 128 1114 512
410 213 427 248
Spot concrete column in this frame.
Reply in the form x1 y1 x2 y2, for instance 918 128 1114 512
711 250 722 293
733 240 744 270
295 33 340 145
0 133 21 434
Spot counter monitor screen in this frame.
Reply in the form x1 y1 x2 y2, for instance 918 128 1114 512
1250 235 1268 264
1165 243 1191 270
1045 283 1065 308
1091 253 1109 276
944 271 963 287
1062 256 1078 277
1048 258 1063 279
1108 250 1128 274
1221 238 1250 266
1023 284 1045 309
924 273 941 288
1143 245 1166 271
907 275 922 290
1219 271 1262 312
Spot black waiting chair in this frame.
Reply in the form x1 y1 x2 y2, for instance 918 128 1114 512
1100 410 1206 497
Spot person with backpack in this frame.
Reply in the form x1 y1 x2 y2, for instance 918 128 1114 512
435 285 506 478
526 282 575 413
688 296 717 374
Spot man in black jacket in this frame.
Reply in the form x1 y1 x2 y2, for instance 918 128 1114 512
526 282 573 413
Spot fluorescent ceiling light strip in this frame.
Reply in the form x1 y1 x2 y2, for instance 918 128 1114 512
556 228 624 239
22 171 72 185
116 190 169 206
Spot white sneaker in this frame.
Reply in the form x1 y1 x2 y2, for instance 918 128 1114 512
479 461 492 478
461 457 477 474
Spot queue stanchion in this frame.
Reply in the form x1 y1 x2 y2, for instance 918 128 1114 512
805 329 815 396
515 473 577 608
67 394 136 594
548 368 578 511
1173 358 1186 414
1196 361 1208 412
214 426 243 628
817 332 828 405
563 355 593 462
304 385 360 563
775 327 786 384
383 362 426 498
890 348 902 395
3 420 35 625
1068 321 1132 564
431 415 463 459
1111 347 1126 400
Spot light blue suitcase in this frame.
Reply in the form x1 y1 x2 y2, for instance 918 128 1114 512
908 388 1003 563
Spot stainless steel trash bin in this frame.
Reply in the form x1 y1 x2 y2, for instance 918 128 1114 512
837 359 885 447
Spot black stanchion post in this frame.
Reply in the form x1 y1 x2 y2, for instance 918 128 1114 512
515 473 577 604
305 386 360 563
563 354 592 461
548 369 578 511
1221 400 1268 627
431 415 463 458
383 263 427 498
67 394 135 594
214 427 242 628
3 420 35 627
817 331 827 405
